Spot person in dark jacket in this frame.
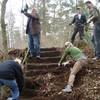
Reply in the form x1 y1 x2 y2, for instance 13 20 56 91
85 1 100 60
0 58 24 100
21 7 41 58
69 7 87 44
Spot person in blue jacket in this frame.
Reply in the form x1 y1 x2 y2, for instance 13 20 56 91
0 58 24 100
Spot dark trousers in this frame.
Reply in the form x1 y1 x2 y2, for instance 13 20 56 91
92 23 100 58
71 26 84 44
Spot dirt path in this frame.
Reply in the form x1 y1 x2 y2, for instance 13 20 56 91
9 47 100 100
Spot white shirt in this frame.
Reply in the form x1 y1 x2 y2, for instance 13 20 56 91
78 14 81 19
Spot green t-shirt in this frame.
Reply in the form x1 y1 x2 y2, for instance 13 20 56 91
59 47 85 64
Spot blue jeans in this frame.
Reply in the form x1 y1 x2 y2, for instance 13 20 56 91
0 79 19 100
28 33 40 57
92 23 100 58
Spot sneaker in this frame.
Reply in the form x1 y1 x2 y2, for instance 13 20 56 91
92 57 100 60
62 85 72 93
36 55 40 59
7 98 12 100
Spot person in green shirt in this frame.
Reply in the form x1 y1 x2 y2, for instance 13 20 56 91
58 42 87 93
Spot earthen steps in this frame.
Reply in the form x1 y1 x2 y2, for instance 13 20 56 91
26 63 58 70
40 47 59 51
40 51 61 57
27 56 61 63
25 67 67 76
21 47 62 99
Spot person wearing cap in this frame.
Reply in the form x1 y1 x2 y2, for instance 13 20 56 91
69 7 87 44
85 1 100 60
58 42 87 92
0 58 24 99
21 7 41 58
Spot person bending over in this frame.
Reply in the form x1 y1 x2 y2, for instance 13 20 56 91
0 58 24 100
58 42 87 92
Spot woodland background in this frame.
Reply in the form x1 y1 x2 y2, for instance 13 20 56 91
0 0 100 58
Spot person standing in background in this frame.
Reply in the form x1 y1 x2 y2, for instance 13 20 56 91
69 7 87 44
85 1 100 60
21 7 41 58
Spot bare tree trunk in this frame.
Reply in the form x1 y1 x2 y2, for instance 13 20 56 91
33 0 36 6
76 0 78 8
42 0 46 36
1 0 8 59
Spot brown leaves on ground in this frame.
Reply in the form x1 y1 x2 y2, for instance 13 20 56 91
3 47 100 100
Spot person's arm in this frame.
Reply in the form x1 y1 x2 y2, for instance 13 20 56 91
87 7 99 23
13 63 24 94
22 11 39 20
69 16 75 25
59 48 68 65
87 16 95 23
83 14 88 31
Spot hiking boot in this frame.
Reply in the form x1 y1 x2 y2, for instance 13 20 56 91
62 85 72 93
7 98 12 100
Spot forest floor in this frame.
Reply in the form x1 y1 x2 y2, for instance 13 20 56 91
5 45 100 100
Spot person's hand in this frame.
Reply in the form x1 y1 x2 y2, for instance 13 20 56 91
21 10 24 13
69 23 72 26
58 63 61 66
24 4 28 12
62 61 70 66
85 27 88 32
81 24 84 27
87 19 91 24
24 8 28 12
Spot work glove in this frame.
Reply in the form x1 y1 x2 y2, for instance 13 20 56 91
62 61 70 67
21 9 24 13
58 63 61 66
24 4 28 12
24 8 28 13
87 20 90 24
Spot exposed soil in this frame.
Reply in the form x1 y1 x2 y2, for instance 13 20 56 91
8 46 100 100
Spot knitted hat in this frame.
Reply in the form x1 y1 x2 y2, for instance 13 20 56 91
65 42 73 48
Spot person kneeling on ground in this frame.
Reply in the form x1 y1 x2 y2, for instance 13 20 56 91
0 58 24 100
58 42 87 93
